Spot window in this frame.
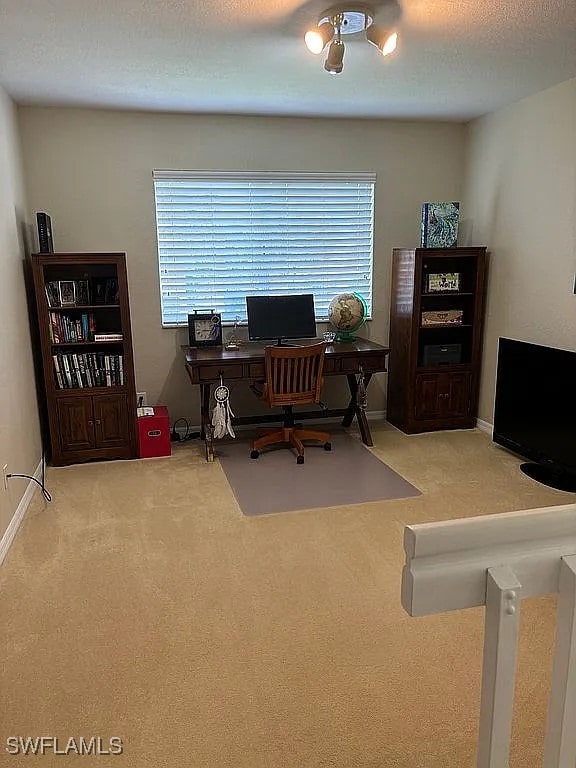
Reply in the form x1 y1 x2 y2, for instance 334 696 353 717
153 170 375 326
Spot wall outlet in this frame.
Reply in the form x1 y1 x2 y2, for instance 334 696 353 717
137 391 147 406
2 464 8 491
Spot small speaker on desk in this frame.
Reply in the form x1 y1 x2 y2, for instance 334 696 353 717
36 212 54 253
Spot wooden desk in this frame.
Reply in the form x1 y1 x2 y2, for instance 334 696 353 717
184 338 390 461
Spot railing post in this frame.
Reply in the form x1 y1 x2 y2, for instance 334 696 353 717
544 555 576 768
477 566 522 768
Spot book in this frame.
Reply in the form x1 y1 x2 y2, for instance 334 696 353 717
52 355 64 389
104 355 111 387
421 202 460 248
36 212 54 253
94 333 123 342
61 355 72 388
71 353 83 387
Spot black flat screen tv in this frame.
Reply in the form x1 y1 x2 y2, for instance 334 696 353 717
246 294 317 346
493 337 576 492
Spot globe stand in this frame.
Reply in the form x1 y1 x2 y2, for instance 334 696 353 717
335 330 357 343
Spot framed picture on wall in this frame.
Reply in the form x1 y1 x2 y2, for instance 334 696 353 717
188 312 222 347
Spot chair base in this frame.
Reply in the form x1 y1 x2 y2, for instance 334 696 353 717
250 427 332 463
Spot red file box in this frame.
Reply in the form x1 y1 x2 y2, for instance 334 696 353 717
138 405 172 458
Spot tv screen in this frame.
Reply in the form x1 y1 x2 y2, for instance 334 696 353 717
493 337 576 491
246 294 317 345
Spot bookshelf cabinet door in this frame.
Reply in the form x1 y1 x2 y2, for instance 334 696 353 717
57 397 95 452
414 372 471 420
93 394 129 449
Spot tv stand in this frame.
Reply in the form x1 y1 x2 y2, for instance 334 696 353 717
520 462 576 493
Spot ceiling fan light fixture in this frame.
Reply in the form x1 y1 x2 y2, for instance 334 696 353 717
324 39 345 74
305 21 335 54
366 26 398 56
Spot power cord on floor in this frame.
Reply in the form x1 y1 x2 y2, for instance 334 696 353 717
7 471 52 502
171 417 200 443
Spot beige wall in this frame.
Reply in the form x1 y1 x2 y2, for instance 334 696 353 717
462 78 576 424
0 86 42 541
18 107 465 423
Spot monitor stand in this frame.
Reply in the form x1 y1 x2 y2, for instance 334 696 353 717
520 462 576 493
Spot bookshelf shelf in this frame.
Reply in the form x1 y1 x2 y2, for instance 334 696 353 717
421 292 474 298
51 341 124 347
32 252 138 466
48 304 120 311
419 323 474 330
53 385 128 397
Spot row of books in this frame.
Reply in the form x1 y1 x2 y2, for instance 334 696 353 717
49 312 124 344
50 311 95 343
52 353 124 389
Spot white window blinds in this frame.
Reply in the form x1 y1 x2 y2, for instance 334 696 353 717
153 170 375 326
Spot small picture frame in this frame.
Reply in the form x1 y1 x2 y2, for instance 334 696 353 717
76 279 90 305
104 278 119 304
44 280 61 307
188 312 222 347
58 280 76 306
426 272 461 293
92 278 108 304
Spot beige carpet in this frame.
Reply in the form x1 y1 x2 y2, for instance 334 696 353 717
0 424 573 767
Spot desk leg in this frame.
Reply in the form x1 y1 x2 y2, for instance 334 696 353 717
200 383 215 462
344 372 374 446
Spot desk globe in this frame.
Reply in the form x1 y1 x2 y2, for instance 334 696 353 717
328 292 367 342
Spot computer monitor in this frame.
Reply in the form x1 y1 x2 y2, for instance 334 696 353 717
246 294 317 346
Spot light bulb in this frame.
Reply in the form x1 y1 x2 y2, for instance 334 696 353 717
381 31 398 56
366 25 398 56
305 22 334 54
324 39 345 74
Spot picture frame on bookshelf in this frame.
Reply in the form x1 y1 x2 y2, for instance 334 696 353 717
92 278 107 304
104 278 119 305
45 280 60 307
76 279 90 305
426 272 461 293
421 202 460 248
188 312 222 347
58 280 76 306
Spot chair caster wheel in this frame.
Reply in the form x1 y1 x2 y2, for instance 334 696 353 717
250 450 259 459
324 442 332 451
297 455 304 465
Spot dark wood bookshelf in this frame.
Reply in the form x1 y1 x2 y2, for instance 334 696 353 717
387 246 488 434
32 252 138 465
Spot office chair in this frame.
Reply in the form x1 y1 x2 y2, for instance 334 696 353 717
250 342 332 464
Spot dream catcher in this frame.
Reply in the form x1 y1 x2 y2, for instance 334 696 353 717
211 376 236 439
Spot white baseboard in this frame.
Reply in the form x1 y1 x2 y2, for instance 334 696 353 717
0 457 43 568
476 417 493 434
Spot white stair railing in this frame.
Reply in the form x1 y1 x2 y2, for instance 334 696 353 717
401 502 576 768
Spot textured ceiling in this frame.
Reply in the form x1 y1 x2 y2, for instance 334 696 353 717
0 0 575 119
